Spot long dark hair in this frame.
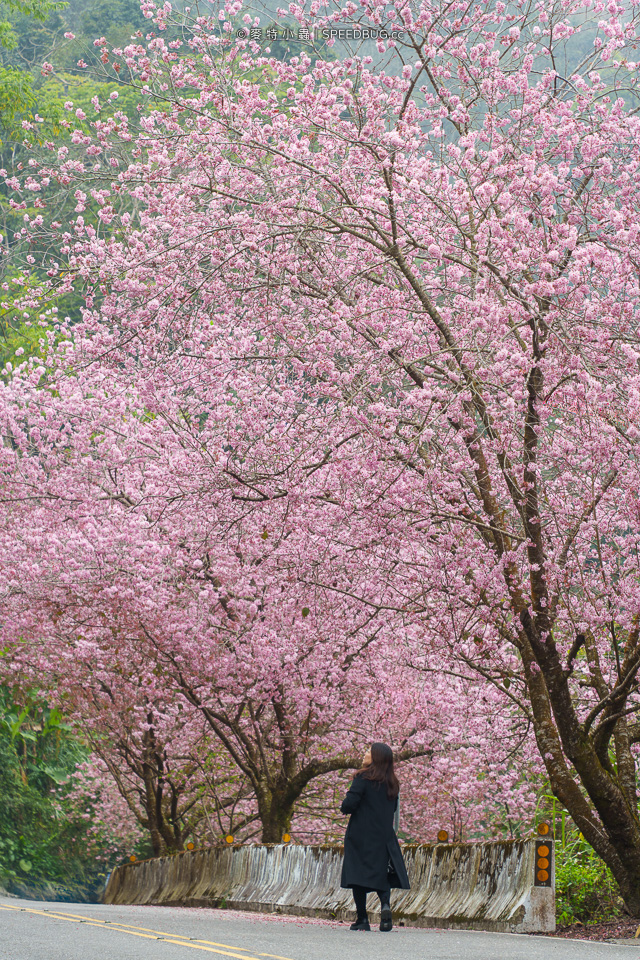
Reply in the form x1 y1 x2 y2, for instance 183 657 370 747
358 742 400 800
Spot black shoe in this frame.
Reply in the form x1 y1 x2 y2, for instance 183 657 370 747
380 905 393 932
349 919 371 931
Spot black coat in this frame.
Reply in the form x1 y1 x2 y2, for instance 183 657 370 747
340 773 410 891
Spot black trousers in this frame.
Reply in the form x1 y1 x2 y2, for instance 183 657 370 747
352 884 390 919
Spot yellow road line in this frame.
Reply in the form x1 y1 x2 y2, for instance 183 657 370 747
36 908 259 951
1 903 255 950
0 904 274 959
0 907 162 941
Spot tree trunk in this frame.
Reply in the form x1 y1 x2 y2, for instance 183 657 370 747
257 789 294 844
142 763 185 856
519 617 640 915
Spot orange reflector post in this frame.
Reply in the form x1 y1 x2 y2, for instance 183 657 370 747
129 855 137 863
534 839 553 887
282 833 291 843
537 821 550 836
225 834 234 844
186 841 195 850
437 830 449 843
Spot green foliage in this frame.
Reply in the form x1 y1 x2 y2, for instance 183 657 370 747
73 0 149 43
0 267 61 371
555 836 623 926
2 0 64 19
0 63 33 140
0 317 51 371
40 70 142 124
0 687 127 899
0 0 66 52
5 7 67 71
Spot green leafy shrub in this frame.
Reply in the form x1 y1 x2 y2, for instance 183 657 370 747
0 686 142 900
555 835 624 926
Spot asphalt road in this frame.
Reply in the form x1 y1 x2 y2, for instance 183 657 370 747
1 897 639 960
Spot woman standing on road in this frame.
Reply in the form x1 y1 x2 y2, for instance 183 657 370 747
340 742 410 932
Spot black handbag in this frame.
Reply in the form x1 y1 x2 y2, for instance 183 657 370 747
387 859 400 886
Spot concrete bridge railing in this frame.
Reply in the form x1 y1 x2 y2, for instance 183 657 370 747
103 839 555 933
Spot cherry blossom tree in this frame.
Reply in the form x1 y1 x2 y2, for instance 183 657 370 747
0 423 446 843
5 0 640 908
0 329 530 843
74 691 221 857
3 615 250 854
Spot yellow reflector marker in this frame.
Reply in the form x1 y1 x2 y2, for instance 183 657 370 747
437 830 449 842
534 837 553 887
225 834 235 844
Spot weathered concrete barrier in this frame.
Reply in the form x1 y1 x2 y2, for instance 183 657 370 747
103 840 555 933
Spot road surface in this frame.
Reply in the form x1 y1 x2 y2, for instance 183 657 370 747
1 897 638 959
